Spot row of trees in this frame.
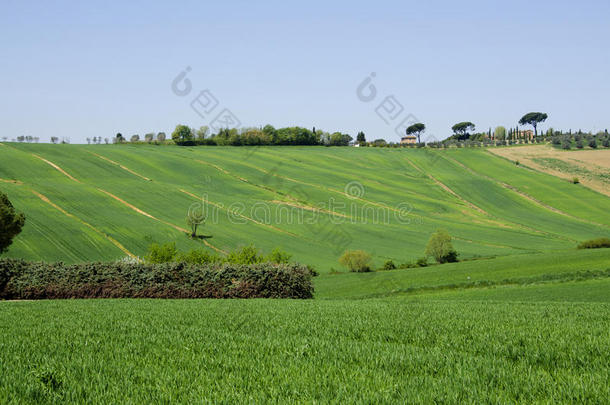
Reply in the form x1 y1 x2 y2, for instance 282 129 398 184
169 125 353 146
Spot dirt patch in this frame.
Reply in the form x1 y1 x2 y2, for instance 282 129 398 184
97 188 225 254
488 145 610 197
30 189 136 258
179 189 298 237
31 154 81 183
269 200 351 220
89 152 152 181
0 178 22 185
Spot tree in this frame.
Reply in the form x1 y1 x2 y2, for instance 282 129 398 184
0 191 25 254
406 123 426 143
338 250 372 272
494 126 506 140
144 133 155 142
356 131 366 144
115 133 124 143
172 124 193 143
425 229 458 264
130 134 140 143
196 126 209 140
50 137 58 144
157 132 166 142
451 122 475 140
186 204 206 238
519 112 548 136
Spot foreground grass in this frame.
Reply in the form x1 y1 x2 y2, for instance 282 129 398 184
1 298 608 403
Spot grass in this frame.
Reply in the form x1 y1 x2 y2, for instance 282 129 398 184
1 231 609 402
426 278 610 302
532 157 610 184
1 298 608 403
315 248 610 299
2 143 610 401
2 143 610 270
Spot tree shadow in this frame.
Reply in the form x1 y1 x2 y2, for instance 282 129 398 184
190 234 213 240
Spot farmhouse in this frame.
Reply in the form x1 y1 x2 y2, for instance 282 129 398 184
400 135 417 144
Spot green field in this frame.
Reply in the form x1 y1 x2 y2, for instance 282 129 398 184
1 248 609 403
2 143 610 402
1 143 609 270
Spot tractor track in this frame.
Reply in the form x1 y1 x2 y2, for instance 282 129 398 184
29 188 137 258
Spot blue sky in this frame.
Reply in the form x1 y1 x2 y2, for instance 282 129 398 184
1 0 609 143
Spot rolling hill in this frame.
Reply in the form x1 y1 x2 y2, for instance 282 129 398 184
1 143 609 271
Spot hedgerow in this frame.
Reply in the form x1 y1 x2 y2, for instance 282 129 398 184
0 259 314 300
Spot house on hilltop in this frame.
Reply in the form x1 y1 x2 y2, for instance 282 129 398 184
400 135 417 144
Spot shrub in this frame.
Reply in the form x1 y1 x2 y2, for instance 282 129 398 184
177 249 222 265
0 259 314 299
226 245 264 264
425 229 459 264
145 242 178 263
146 244 292 266
382 260 396 270
265 247 292 264
572 177 580 184
576 139 584 149
577 238 610 249
416 257 429 267
338 250 372 272
588 139 598 149
603 138 610 148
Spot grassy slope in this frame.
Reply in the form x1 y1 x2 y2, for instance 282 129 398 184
315 248 610 298
1 143 609 270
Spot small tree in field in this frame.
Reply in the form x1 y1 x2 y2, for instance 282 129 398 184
186 203 206 237
339 250 372 272
0 192 25 254
425 229 458 264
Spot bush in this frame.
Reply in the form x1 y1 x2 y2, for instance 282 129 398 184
0 259 314 299
265 247 292 264
572 177 580 184
577 238 610 249
382 260 396 270
226 244 264 264
416 257 429 267
177 249 222 265
146 244 292 266
145 242 178 264
425 229 459 264
603 138 610 148
338 250 372 272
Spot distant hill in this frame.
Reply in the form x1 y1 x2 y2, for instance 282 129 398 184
1 143 609 271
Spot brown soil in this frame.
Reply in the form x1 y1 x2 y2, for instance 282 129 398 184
488 145 610 197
